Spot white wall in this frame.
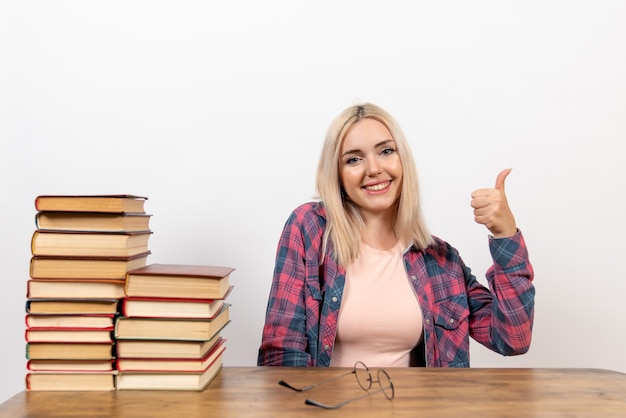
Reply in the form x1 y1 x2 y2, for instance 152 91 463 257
2 1 625 403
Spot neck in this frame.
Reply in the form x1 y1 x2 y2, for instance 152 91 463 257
361 212 397 250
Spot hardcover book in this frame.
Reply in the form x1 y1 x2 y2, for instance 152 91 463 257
35 195 147 213
121 293 230 319
26 342 115 360
25 328 113 343
25 314 115 329
31 230 152 257
26 359 115 372
27 280 126 299
116 338 225 372
26 371 116 391
115 352 224 391
35 211 151 232
125 264 234 300
30 251 150 280
115 305 230 341
116 333 223 359
26 298 120 315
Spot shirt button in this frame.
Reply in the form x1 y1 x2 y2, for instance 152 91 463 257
411 275 417 280
331 296 338 303
324 344 330 350
449 318 455 324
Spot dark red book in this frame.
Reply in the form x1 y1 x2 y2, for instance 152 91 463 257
116 338 226 372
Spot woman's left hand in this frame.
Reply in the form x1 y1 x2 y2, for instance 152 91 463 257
470 168 518 238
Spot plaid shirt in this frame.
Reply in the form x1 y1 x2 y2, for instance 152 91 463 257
258 201 535 368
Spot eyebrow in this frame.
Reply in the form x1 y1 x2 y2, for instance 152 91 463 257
341 139 395 158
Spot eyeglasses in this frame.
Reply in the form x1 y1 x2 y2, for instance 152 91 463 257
278 361 394 409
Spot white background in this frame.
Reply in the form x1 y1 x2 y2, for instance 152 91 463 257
1 1 625 403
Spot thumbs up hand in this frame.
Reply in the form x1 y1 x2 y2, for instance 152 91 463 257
470 168 518 238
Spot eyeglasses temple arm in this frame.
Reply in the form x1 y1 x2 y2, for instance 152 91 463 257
277 370 355 392
305 391 374 410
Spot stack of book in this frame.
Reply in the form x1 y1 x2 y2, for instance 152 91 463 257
25 195 152 391
115 264 233 391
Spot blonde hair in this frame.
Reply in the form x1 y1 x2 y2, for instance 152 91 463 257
316 103 433 267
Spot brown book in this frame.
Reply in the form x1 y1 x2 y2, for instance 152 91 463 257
115 352 223 391
25 314 115 329
35 211 152 232
27 280 126 299
121 292 231 319
26 342 114 360
125 264 234 299
116 338 226 372
25 328 113 343
26 298 120 315
35 194 147 213
116 333 222 359
115 304 230 341
31 230 152 257
26 371 116 391
27 359 115 372
30 251 150 280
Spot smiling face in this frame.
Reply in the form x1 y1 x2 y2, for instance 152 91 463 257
339 118 403 220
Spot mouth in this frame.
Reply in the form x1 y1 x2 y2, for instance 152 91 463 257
363 181 391 192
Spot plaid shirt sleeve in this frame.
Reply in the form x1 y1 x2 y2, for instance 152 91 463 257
467 231 535 355
257 203 325 366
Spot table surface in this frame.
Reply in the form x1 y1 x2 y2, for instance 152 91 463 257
1 367 625 417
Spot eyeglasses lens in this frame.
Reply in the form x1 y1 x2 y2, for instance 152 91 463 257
354 361 373 390
378 369 394 400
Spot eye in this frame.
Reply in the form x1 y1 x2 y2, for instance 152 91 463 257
381 147 396 156
345 156 362 165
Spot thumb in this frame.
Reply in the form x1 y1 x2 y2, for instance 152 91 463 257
495 168 512 192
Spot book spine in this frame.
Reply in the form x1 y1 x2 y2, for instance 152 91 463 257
120 298 129 317
31 231 38 255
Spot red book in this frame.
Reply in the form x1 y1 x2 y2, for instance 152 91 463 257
116 349 225 391
116 338 226 372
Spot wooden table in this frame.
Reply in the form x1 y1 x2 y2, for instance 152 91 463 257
1 367 625 417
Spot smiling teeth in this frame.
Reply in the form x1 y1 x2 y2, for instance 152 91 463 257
365 183 388 191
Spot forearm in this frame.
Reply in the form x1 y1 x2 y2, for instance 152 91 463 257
258 218 311 366
470 231 535 354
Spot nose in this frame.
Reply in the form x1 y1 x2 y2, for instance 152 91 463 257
366 158 382 176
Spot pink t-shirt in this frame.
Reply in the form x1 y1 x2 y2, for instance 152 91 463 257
330 241 423 367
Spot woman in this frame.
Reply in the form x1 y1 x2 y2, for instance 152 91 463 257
257 103 535 368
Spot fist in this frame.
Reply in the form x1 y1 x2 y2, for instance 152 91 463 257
470 168 517 238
